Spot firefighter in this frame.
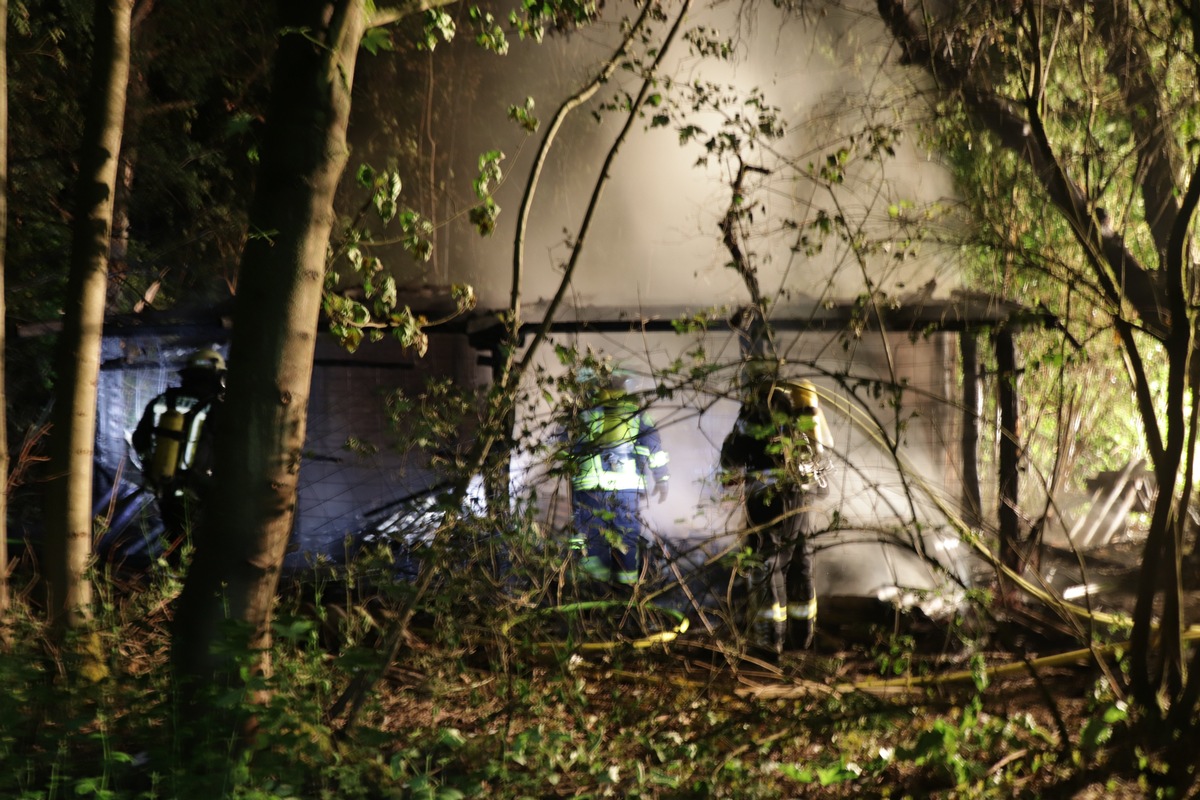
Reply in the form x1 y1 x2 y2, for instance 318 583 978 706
721 375 828 653
568 372 670 589
131 348 226 547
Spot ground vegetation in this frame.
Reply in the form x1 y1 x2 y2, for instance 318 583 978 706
0 539 1142 799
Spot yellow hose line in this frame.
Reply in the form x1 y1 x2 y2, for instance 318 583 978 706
610 627 1200 701
574 616 690 652
501 601 691 652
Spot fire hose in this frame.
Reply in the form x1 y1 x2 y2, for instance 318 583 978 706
500 600 690 652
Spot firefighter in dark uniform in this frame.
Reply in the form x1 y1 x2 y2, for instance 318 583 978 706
132 348 226 548
721 375 830 653
568 372 670 589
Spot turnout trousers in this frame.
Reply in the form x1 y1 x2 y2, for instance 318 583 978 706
745 489 816 651
572 489 644 586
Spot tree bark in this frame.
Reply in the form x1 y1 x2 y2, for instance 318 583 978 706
172 0 366 685
44 0 134 628
0 0 9 617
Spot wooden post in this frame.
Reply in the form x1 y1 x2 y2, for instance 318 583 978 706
995 329 1022 578
960 330 983 528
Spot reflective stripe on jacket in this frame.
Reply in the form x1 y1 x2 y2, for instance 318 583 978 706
571 400 669 492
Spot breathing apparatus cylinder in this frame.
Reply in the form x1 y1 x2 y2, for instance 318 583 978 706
789 380 828 451
150 409 186 484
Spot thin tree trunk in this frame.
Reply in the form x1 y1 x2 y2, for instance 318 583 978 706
44 0 134 628
172 0 366 686
0 0 9 617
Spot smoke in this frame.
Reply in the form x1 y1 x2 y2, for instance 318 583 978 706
346 1 974 604
348 0 961 311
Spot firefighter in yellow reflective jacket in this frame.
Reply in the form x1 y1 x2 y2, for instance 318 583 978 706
569 373 670 588
721 376 830 652
132 348 226 546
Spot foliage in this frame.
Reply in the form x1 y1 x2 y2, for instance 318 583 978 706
4 1 276 459
9 1 274 315
866 2 1200 789
0 559 1121 799
323 162 478 354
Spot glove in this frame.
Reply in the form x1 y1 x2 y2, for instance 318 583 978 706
652 480 670 504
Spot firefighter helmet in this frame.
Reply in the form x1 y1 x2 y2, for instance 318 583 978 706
595 372 637 405
182 348 226 375
608 370 639 394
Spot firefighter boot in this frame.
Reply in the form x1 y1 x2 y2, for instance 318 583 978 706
751 601 788 657
788 618 815 650
787 595 817 650
773 620 788 656
748 618 781 657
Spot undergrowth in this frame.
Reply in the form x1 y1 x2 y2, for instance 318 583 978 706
0 552 1137 800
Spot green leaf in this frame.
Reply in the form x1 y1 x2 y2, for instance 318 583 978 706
469 198 500 236
376 274 398 311
452 283 477 311
361 26 394 55
779 763 815 782
473 150 505 198
373 170 402 222
273 618 315 641
225 112 255 138
678 124 704 144
470 7 509 54
439 727 467 748
508 97 539 133
1102 703 1128 724
421 8 456 49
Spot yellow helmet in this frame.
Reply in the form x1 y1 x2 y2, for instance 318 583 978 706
182 348 226 374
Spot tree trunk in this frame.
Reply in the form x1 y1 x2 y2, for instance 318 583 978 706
0 0 9 617
44 0 134 628
172 0 366 687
